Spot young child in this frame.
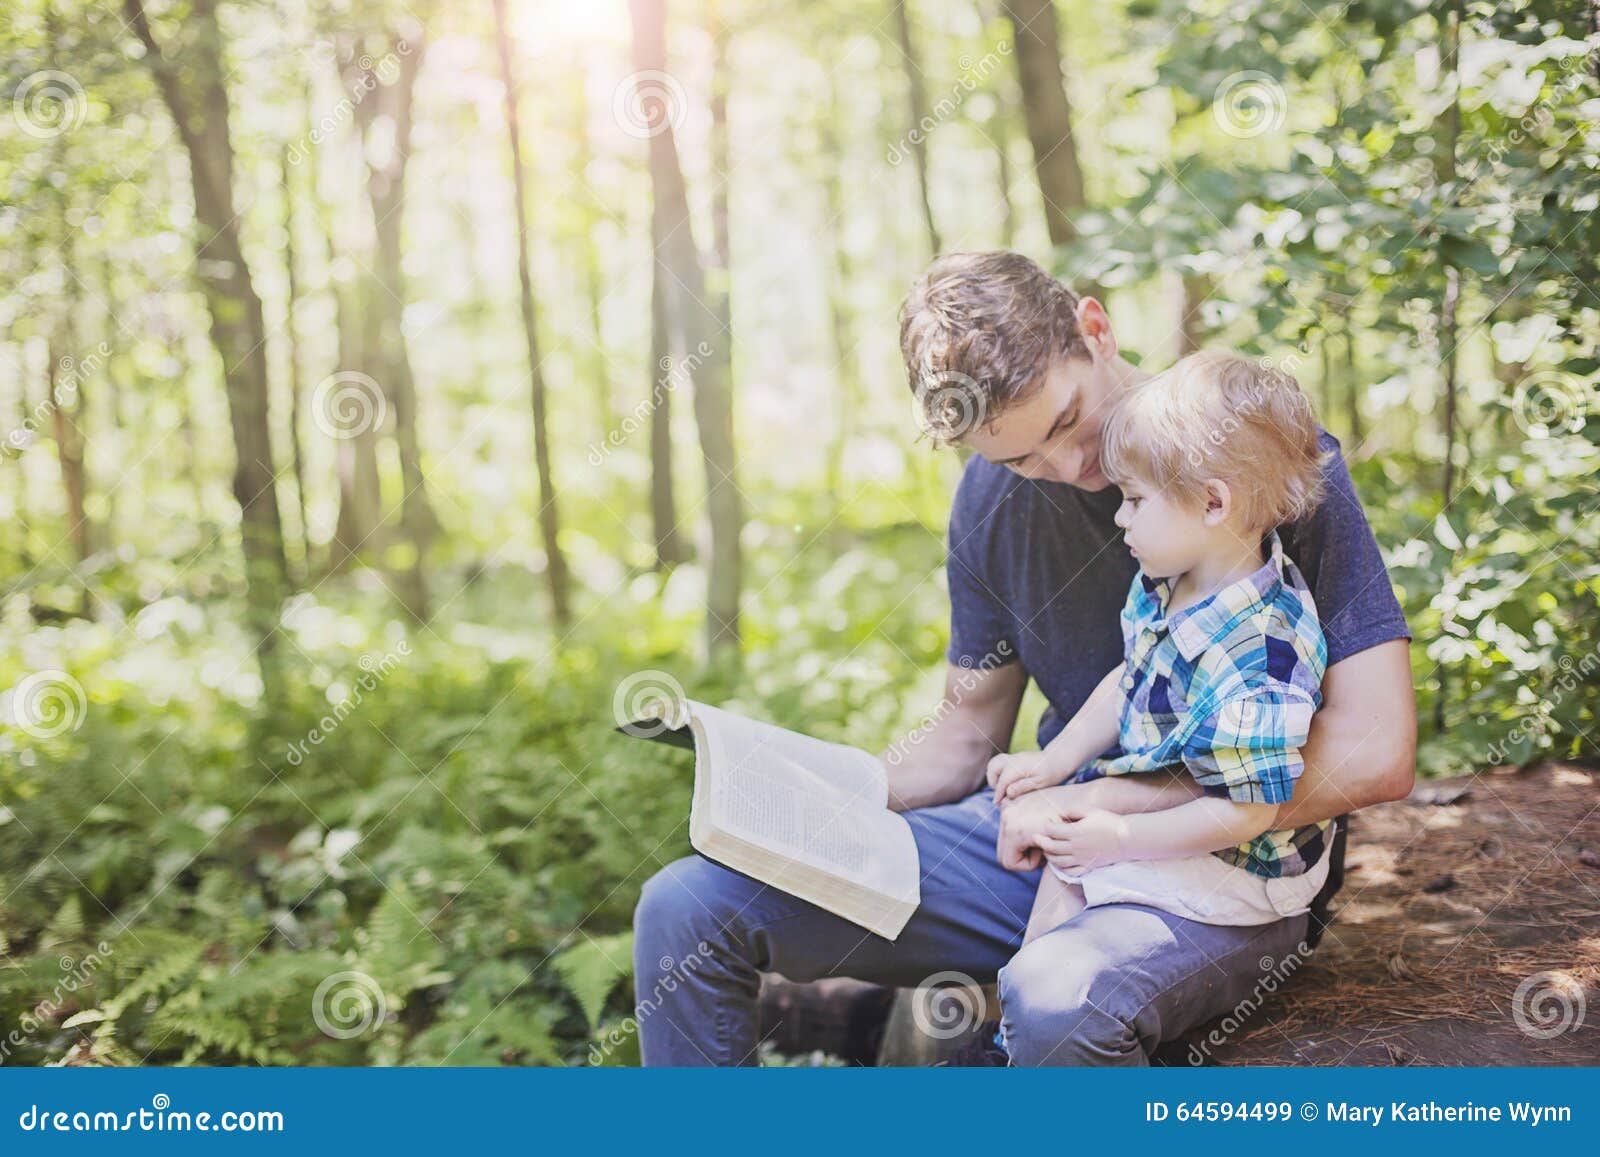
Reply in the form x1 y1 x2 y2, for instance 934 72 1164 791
986 350 1335 942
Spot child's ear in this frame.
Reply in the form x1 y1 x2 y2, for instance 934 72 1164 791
1201 479 1232 526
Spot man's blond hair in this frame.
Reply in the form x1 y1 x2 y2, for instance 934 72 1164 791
1101 350 1328 531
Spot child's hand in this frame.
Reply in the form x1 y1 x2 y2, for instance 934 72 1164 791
1033 808 1130 872
986 750 1064 805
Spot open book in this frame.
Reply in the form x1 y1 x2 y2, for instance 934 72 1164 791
617 697 921 940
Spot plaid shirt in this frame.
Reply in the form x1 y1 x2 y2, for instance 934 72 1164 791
1073 532 1330 878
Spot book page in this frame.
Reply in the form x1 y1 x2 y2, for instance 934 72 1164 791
689 702 887 808
705 765 919 905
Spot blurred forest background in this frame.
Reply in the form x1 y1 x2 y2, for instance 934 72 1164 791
0 0 1596 1065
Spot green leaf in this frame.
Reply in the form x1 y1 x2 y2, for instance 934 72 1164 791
1434 513 1463 551
549 932 634 1031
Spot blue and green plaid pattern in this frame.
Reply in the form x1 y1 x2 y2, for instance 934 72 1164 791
1073 531 1330 878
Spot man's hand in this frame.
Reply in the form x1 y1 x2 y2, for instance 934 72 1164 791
1033 809 1130 872
985 750 1067 806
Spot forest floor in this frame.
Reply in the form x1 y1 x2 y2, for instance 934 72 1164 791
1189 761 1600 1065
757 763 1600 1066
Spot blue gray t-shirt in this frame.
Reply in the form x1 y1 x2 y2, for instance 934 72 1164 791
946 431 1411 749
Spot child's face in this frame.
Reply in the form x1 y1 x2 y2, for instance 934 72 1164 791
1112 479 1215 581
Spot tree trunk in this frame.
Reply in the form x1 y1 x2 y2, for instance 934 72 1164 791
1002 0 1098 294
821 68 858 504
280 142 312 579
1341 315 1363 446
648 252 688 569
994 121 1015 249
47 316 91 623
571 70 615 444
493 0 573 628
892 0 942 256
4 335 33 568
125 0 288 684
320 114 381 573
347 27 435 621
1172 272 1210 358
630 0 743 658
1433 0 1462 734
47 335 89 566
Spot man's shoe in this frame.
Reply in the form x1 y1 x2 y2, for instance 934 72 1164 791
938 1021 1009 1067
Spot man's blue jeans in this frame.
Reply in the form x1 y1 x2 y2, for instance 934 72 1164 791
633 785 1314 1065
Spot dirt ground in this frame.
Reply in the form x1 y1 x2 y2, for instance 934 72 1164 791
1182 762 1600 1065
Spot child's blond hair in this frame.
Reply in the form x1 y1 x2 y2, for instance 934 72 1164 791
1101 350 1327 531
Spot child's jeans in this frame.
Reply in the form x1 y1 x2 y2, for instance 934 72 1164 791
1052 836 1332 926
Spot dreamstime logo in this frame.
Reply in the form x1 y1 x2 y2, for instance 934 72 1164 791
6 671 87 739
283 641 411 767
1511 970 1586 1039
1187 942 1312 1064
12 70 88 139
587 341 712 465
1511 370 1589 438
312 970 387 1039
285 39 415 165
1216 693 1270 734
913 370 987 445
885 42 1011 166
613 69 687 140
0 941 113 1061
885 642 1013 766
1484 643 1600 767
4 344 110 457
910 970 985 1040
1212 71 1287 139
613 670 686 738
587 939 713 1066
312 371 388 439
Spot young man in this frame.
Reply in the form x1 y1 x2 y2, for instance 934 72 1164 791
632 251 1415 1066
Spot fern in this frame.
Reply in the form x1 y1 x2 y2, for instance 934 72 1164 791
548 932 634 1031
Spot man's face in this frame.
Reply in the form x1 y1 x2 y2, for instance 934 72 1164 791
964 355 1122 490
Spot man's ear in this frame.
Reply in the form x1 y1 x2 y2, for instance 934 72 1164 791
1201 479 1233 526
1074 297 1118 361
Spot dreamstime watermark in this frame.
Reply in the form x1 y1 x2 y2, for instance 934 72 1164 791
1484 641 1600 766
1511 970 1587 1039
884 642 1013 766
11 70 87 139
16 1094 283 1134
0 942 113 1061
1212 70 1288 139
912 369 988 445
587 341 712 466
885 42 1012 166
1511 369 1590 438
285 40 415 165
587 940 713 1065
4 670 88 740
1183 352 1316 471
311 370 388 440
1186 942 1312 1064
311 970 388 1039
4 344 111 458
613 69 687 140
910 969 986 1040
283 642 411 767
1479 50 1594 170
612 670 687 739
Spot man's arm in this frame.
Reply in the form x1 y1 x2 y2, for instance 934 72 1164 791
998 640 1416 865
883 660 1028 812
1269 637 1416 825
